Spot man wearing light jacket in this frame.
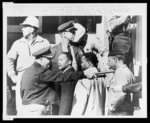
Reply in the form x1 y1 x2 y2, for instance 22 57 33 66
71 52 106 115
106 49 135 116
6 16 51 115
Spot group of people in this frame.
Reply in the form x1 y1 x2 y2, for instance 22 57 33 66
6 16 140 117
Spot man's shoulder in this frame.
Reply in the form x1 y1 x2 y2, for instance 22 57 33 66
62 67 77 77
23 62 43 76
64 67 75 73
9 37 27 49
117 65 135 79
50 43 62 53
51 43 61 48
37 35 49 42
13 37 25 44
123 66 134 75
72 45 83 56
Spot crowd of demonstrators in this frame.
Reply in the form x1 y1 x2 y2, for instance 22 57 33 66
6 16 141 117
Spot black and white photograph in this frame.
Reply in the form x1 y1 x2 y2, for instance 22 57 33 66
3 3 147 120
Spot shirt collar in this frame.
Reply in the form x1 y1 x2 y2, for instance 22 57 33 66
115 64 127 72
33 61 42 68
63 66 73 73
19 35 44 44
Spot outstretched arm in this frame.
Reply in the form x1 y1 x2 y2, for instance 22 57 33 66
39 69 85 83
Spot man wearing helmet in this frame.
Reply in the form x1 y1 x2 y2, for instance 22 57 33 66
7 16 51 115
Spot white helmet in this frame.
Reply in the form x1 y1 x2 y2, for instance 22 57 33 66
20 16 39 29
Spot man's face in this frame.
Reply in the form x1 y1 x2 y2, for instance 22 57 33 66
41 57 51 69
81 56 89 70
21 25 34 38
61 32 74 45
58 54 70 71
107 56 117 70
63 32 74 40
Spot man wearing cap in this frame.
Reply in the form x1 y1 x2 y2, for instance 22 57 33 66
6 16 51 115
106 50 135 116
20 47 54 116
46 21 86 114
58 20 87 49
56 20 87 71
20 47 96 116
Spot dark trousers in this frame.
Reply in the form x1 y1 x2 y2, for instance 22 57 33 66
7 86 17 115
51 104 59 115
58 82 75 115
108 109 133 116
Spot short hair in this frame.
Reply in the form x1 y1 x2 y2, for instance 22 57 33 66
61 52 73 62
82 52 98 67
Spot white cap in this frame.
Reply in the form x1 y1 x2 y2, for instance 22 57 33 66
20 16 39 29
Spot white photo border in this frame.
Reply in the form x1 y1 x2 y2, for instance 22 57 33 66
3 2 147 120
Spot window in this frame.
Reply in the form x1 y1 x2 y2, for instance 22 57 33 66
42 16 59 33
7 16 42 33
60 16 102 34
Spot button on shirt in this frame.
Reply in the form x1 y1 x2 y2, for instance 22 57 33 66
107 64 135 111
7 35 50 78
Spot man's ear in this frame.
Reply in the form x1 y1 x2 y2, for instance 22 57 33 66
68 60 72 65
87 61 92 67
29 27 34 34
114 57 118 63
60 32 64 37
40 57 43 62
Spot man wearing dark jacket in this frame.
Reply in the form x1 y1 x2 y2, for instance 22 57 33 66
46 21 85 114
122 82 142 93
39 52 85 115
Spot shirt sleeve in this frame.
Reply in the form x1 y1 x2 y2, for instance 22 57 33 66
122 82 142 93
31 38 51 54
108 16 129 31
86 35 106 54
111 73 131 92
109 70 134 110
7 41 19 78
39 70 85 83
44 39 51 47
